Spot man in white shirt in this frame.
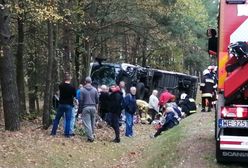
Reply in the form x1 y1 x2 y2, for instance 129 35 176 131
119 81 126 97
148 90 159 123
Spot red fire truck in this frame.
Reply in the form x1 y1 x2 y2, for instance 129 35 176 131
216 0 248 162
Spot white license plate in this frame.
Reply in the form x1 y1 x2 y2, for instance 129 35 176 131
218 119 248 128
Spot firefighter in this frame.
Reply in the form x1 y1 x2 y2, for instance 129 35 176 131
178 93 197 116
208 65 218 84
208 66 218 110
200 69 215 112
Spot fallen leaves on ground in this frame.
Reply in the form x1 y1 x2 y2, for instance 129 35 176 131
0 119 154 168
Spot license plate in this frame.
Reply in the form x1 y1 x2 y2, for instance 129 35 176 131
218 119 248 128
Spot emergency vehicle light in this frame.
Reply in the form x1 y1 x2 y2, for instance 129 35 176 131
221 107 248 118
237 107 244 117
226 0 246 4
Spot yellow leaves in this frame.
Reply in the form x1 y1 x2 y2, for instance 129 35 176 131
9 0 63 23
136 0 172 16
30 3 63 23
12 4 25 15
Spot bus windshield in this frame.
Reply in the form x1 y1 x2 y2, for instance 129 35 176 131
91 64 119 86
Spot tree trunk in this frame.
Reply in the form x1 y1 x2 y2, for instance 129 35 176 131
53 23 58 86
63 24 71 73
75 34 80 83
123 31 128 62
35 86 40 114
27 54 37 114
54 23 62 84
0 1 20 131
141 37 147 67
43 21 54 129
131 35 140 64
28 82 36 114
0 85 3 122
0 49 21 130
16 3 27 117
26 22 38 114
81 40 90 80
62 0 72 74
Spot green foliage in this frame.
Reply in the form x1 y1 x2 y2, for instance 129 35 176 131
9 0 218 75
50 109 56 121
74 127 86 137
24 110 40 121
4 0 218 122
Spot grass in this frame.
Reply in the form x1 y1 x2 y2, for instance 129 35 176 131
137 111 211 168
136 111 248 168
136 118 188 168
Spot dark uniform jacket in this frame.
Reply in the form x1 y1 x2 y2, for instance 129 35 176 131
109 90 123 116
200 75 216 97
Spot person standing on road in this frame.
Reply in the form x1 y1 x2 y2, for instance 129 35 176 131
148 90 159 123
63 84 81 136
78 77 99 142
200 69 215 112
124 87 137 137
208 66 218 110
109 85 123 143
51 73 76 137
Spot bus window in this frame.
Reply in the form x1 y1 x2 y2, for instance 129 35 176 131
91 65 116 86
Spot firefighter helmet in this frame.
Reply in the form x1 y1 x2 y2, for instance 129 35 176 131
203 69 210 76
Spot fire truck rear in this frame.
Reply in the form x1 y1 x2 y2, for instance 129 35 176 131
216 0 248 162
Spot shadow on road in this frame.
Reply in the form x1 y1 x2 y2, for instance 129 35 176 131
217 162 248 168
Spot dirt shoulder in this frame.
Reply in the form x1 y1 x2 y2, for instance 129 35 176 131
135 112 247 168
0 119 154 168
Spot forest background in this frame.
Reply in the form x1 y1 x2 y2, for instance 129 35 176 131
0 0 217 130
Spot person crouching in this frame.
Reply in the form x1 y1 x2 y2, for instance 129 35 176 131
151 107 179 138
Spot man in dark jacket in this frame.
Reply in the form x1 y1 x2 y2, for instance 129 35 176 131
109 85 123 143
200 69 216 112
124 87 137 137
207 29 217 56
99 85 110 121
51 73 76 137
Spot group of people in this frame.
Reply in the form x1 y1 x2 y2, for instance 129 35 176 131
200 65 218 112
148 88 196 138
50 74 137 143
50 72 197 142
97 82 137 142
